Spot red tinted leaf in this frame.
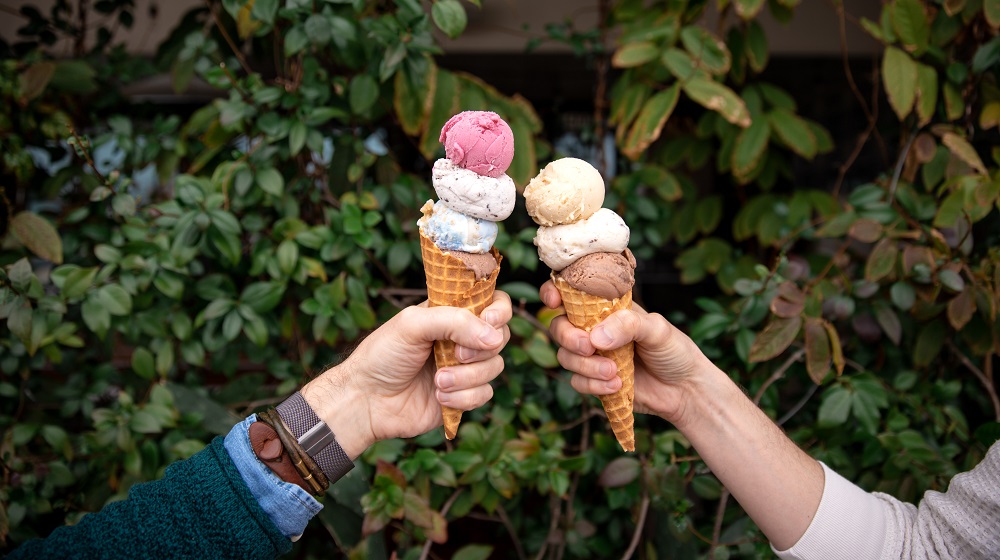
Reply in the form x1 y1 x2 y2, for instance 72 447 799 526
749 315 803 363
947 288 976 330
824 320 845 376
362 511 391 536
376 460 407 488
777 281 806 304
902 244 936 273
848 218 884 243
770 296 805 318
598 457 641 488
804 318 831 384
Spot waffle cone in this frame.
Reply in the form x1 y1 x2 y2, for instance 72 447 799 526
420 233 502 439
552 274 635 452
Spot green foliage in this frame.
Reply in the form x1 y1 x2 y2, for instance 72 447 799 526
2 0 999 559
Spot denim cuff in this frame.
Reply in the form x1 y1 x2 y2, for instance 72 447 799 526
224 414 323 539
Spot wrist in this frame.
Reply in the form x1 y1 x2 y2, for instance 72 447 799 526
664 358 738 434
300 365 375 460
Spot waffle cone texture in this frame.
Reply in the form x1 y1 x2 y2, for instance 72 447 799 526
419 233 502 439
552 274 635 452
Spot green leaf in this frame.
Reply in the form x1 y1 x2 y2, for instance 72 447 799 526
679 26 731 75
49 60 96 94
938 269 965 293
865 238 898 282
10 211 63 264
81 297 111 337
112 194 136 217
288 120 307 155
941 132 987 175
891 281 916 310
277 240 299 276
349 74 379 114
612 42 660 68
98 284 133 316
683 78 751 127
8 300 32 347
18 61 55 100
251 0 277 24
284 25 309 56
256 168 285 197
452 544 494 560
222 310 243 341
304 13 331 46
913 320 945 367
873 300 902 345
241 282 285 313
432 0 467 39
598 457 641 487
132 347 155 379
972 36 1000 74
768 109 817 159
882 46 918 121
745 21 768 72
749 315 802 362
914 63 937 126
62 267 99 299
129 410 163 434
818 386 851 427
892 0 930 54
731 117 770 181
621 84 681 160
733 0 766 20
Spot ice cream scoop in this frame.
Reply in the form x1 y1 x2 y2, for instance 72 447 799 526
439 111 515 178
523 157 605 227
432 158 516 221
558 249 637 300
418 200 498 254
533 208 630 271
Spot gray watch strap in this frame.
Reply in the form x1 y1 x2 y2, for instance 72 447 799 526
275 392 354 484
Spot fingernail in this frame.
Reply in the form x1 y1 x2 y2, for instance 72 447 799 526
456 346 471 362
480 325 502 345
437 390 451 405
592 326 613 347
576 337 591 354
605 380 619 391
437 371 455 389
483 310 499 326
600 362 615 378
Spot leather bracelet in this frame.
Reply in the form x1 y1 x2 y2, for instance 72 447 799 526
257 409 329 496
248 420 312 494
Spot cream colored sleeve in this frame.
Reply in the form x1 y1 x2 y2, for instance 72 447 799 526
774 442 1000 560
772 462 894 560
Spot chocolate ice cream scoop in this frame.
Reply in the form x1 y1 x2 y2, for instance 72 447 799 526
448 250 499 281
557 249 636 300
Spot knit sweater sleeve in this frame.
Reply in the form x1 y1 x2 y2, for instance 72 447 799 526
7 436 292 560
775 441 1000 560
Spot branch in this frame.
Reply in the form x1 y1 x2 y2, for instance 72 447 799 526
418 489 464 560
708 487 731 558
534 494 562 560
497 504 528 560
620 492 650 560
947 341 1000 422
753 347 806 405
206 0 253 76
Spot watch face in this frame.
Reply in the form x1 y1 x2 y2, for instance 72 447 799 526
299 420 335 455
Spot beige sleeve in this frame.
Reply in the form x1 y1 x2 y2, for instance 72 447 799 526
774 442 1000 560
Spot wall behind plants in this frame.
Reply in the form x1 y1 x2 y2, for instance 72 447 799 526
2 1 1000 559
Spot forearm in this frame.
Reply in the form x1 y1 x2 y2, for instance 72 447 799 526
675 364 825 550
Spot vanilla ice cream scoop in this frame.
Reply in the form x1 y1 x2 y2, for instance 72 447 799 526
417 200 498 254
534 208 630 270
432 159 516 221
523 157 605 227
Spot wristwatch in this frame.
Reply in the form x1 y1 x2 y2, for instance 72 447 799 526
274 392 354 483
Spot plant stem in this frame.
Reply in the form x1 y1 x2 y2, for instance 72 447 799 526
708 487 731 557
418 489 464 560
948 341 1000 422
620 492 650 560
497 503 528 560
206 0 253 76
753 347 806 405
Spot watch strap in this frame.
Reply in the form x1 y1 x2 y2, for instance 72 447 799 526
275 392 354 483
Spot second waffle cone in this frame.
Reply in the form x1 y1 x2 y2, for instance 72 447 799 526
419 234 502 439
552 274 635 452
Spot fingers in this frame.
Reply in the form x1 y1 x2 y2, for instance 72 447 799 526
588 304 660 351
455 326 510 363
570 372 622 396
396 305 504 350
435 355 503 410
452 290 512 362
549 315 596 356
556 345 618 382
539 280 561 309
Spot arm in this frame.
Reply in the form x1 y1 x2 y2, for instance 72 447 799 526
541 282 822 550
9 293 512 559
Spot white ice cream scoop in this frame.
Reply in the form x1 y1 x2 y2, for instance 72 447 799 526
534 208 630 271
432 159 516 221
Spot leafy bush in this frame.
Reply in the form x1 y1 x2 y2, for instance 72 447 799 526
2 0 999 559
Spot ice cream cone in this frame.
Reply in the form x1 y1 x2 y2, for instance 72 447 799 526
552 274 635 452
420 233 502 439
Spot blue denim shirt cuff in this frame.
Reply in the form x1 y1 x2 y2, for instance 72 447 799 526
224 414 323 539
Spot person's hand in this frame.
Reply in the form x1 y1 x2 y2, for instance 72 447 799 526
301 291 512 458
540 280 711 428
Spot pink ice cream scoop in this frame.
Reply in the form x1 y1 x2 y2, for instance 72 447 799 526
439 111 514 178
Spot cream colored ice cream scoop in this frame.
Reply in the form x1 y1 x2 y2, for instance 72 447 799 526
523 157 605 227
534 208 630 271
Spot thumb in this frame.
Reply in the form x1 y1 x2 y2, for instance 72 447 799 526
397 306 504 350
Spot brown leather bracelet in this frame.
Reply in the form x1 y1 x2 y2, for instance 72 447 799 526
248 420 312 494
257 408 330 496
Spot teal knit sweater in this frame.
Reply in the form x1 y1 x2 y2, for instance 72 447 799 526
8 436 292 559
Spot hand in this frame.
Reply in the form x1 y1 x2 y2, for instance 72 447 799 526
301 291 512 458
540 280 710 427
